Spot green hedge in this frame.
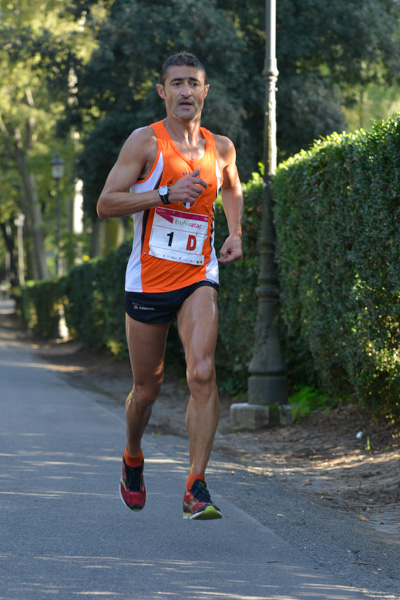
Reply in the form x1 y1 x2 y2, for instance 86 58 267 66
61 242 129 355
19 280 60 338
273 117 400 418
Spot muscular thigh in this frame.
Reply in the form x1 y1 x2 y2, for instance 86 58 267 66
126 314 170 386
177 285 218 366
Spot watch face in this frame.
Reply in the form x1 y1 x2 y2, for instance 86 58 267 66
159 186 168 195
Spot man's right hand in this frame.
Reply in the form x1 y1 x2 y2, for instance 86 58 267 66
169 169 208 205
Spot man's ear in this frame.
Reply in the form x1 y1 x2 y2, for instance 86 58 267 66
204 83 210 98
156 83 165 99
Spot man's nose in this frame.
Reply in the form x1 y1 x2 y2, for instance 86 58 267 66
181 83 191 96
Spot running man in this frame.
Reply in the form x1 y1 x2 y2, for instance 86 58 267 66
97 51 243 520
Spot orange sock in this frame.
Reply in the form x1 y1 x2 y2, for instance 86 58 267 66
123 446 143 467
186 473 205 491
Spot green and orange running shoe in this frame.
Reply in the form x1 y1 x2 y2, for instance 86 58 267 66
183 479 222 520
120 455 146 511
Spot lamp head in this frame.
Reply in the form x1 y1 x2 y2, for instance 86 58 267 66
51 154 65 180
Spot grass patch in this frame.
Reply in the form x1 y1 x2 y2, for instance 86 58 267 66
289 385 338 421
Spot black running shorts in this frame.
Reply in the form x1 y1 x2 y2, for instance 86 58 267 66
125 280 219 324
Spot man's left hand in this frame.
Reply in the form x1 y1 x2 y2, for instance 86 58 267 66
218 235 243 263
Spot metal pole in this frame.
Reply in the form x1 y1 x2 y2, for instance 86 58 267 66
51 154 64 278
247 0 288 406
56 178 61 277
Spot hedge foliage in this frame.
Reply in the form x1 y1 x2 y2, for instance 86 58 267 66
61 243 130 356
273 117 400 418
19 280 60 338
16 243 130 355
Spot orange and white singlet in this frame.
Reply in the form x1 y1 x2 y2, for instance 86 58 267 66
125 120 222 293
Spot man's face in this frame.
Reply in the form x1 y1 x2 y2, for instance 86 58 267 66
156 66 209 122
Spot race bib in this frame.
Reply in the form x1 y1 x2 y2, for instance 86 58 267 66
149 206 208 265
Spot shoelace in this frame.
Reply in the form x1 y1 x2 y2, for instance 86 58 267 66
126 463 143 491
191 480 211 503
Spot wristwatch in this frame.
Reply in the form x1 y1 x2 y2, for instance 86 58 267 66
158 185 170 205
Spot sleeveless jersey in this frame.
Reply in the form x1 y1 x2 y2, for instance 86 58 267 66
125 120 222 293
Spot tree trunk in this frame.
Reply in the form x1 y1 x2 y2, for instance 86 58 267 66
90 218 105 258
27 173 50 280
0 114 50 281
104 218 124 254
0 222 18 286
16 154 50 281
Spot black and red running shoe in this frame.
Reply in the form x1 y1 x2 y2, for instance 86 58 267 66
120 455 146 511
183 479 222 520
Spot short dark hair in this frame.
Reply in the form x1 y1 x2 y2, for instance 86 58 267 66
160 51 206 86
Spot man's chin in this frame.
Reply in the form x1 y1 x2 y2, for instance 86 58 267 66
174 109 200 121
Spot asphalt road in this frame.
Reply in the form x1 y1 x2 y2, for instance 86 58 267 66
0 299 399 600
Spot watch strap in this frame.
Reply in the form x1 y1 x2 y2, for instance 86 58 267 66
158 187 170 205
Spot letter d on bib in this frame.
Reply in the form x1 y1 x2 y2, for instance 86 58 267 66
186 235 197 251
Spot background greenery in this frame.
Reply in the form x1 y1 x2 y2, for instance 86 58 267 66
17 115 400 420
64 0 400 220
2 0 400 280
3 0 400 422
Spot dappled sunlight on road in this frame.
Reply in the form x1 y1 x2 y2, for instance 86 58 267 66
2 552 392 600
0 441 189 508
0 357 85 372
4 555 381 600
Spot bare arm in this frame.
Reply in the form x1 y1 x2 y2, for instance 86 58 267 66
97 127 208 220
215 136 243 263
97 127 159 219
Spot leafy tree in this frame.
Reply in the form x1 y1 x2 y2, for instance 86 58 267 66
276 0 400 153
0 18 51 279
68 0 400 210
218 0 400 155
0 0 90 280
0 149 21 283
60 0 400 258
344 81 400 130
63 0 250 232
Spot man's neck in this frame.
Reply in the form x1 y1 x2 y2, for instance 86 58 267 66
163 115 203 146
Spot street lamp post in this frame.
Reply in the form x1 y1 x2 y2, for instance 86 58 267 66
51 154 65 277
247 0 288 405
230 0 289 430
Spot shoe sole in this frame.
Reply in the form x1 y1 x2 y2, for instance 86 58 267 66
183 505 222 520
119 483 145 512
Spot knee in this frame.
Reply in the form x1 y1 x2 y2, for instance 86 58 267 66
187 358 216 394
127 382 161 412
